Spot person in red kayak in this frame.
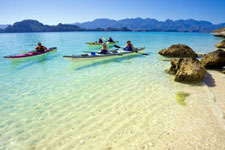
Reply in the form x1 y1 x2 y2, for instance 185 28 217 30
35 42 47 53
124 40 136 51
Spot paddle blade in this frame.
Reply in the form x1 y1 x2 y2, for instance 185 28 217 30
114 45 121 48
135 51 149 55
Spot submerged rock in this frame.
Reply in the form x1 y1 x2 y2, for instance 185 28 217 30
216 40 225 48
200 49 225 69
158 44 198 58
168 58 206 82
176 92 190 106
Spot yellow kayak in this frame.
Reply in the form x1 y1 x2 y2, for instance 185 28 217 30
86 41 119 47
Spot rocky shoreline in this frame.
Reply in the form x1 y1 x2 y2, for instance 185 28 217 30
158 42 225 83
156 38 225 150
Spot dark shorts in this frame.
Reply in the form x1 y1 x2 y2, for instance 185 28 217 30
124 47 132 51
100 50 108 54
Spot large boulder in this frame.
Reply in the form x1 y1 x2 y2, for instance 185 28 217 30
200 49 225 69
168 58 206 82
159 44 198 58
216 40 225 48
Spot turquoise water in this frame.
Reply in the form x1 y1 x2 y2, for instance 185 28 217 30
0 32 220 149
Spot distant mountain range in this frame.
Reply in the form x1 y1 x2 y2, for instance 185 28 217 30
74 18 225 32
0 18 225 33
0 20 130 33
1 20 83 32
0 24 9 29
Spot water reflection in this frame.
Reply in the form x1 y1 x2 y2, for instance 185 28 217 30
67 54 146 71
8 54 57 70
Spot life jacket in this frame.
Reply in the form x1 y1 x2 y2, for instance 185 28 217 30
36 46 45 52
108 39 113 42
99 40 103 43
125 44 132 51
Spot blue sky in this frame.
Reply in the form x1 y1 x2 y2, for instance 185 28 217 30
0 0 225 25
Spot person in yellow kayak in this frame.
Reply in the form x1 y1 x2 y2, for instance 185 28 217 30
108 37 114 42
35 42 47 53
98 38 103 43
124 40 136 51
99 43 110 54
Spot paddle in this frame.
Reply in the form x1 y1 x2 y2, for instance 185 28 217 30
114 45 149 55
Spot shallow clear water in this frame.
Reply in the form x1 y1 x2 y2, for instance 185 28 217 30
0 32 221 149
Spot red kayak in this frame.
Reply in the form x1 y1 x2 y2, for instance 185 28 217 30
4 47 57 61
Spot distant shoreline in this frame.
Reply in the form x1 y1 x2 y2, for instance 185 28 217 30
0 31 212 34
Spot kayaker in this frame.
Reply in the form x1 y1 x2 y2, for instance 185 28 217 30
99 43 110 54
108 37 114 42
124 40 136 51
98 38 103 43
35 42 47 53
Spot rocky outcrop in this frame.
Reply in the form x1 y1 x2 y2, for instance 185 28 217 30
159 44 198 58
213 27 225 38
213 27 225 33
216 40 225 48
168 58 206 82
200 49 225 69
